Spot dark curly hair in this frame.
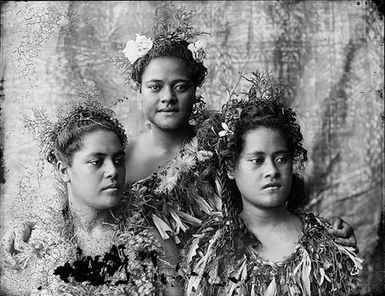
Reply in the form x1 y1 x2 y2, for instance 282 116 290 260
219 99 308 243
130 39 207 88
221 100 307 172
46 101 127 166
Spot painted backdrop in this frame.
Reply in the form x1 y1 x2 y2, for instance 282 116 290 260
1 1 383 294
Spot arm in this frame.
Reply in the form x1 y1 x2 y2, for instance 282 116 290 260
149 227 184 296
328 216 358 252
1 221 35 266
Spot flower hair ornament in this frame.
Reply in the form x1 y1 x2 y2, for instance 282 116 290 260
114 3 208 87
216 69 287 149
215 69 307 168
122 4 208 65
122 34 207 65
122 34 154 65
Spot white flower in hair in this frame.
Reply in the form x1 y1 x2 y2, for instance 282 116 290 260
218 122 233 137
188 39 207 63
122 34 153 64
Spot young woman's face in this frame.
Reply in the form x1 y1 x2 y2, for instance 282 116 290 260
65 130 126 210
140 57 196 131
232 127 293 210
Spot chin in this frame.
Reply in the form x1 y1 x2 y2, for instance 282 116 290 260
98 202 120 210
260 195 287 208
155 116 189 130
159 123 184 131
101 195 121 209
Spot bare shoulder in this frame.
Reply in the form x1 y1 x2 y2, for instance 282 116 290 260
125 131 151 156
125 131 156 184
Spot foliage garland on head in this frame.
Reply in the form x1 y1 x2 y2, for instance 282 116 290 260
123 3 208 87
24 99 127 170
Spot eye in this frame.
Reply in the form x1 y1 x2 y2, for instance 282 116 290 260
174 83 189 91
250 157 264 165
114 156 125 166
275 154 290 164
148 84 161 92
88 159 102 167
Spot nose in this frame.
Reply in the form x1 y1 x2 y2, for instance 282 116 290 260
264 158 280 179
105 159 118 179
160 87 177 104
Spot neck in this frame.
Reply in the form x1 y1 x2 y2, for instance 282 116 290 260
68 196 112 233
150 123 195 152
240 202 291 230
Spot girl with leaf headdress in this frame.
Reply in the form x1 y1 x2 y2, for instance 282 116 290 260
1 100 169 295
181 70 363 295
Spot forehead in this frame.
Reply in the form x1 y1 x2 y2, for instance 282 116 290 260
242 127 288 154
76 130 123 154
142 57 192 81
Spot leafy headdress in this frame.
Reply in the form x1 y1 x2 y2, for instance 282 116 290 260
24 99 127 173
115 3 208 88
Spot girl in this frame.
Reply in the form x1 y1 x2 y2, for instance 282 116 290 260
1 101 166 295
119 5 219 248
182 71 363 295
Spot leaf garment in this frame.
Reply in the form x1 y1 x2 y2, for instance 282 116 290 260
1 206 166 296
181 210 363 296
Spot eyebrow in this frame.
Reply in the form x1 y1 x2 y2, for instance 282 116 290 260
144 79 191 84
85 150 125 158
244 150 290 157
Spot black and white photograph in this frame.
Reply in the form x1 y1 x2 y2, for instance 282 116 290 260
0 1 384 295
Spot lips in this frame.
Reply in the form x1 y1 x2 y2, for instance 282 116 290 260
158 107 178 112
102 183 121 190
159 110 178 113
262 182 281 189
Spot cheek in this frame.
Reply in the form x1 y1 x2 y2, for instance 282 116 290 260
281 165 293 190
141 94 156 113
283 164 293 178
74 169 101 185
118 167 126 180
182 95 193 105
233 164 253 186
180 89 195 104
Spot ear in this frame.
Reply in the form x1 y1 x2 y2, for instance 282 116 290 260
57 161 71 183
226 163 235 180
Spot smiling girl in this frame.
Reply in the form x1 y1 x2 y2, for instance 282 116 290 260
124 20 207 184
183 71 363 295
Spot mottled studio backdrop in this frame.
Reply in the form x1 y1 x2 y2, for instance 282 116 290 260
0 1 383 294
